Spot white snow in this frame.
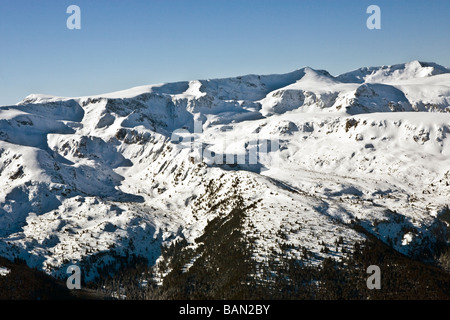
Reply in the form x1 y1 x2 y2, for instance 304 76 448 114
402 233 414 246
0 60 449 281
0 266 10 276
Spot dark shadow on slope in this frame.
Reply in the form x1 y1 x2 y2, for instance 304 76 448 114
74 226 164 286
4 99 85 122
0 183 63 237
0 116 76 150
210 159 265 174
106 94 195 136
328 186 364 197
346 83 413 115
0 256 76 300
197 138 281 175
352 208 447 263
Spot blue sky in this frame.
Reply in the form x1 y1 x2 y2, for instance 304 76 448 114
0 0 449 105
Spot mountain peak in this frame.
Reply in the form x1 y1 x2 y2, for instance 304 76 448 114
336 60 450 83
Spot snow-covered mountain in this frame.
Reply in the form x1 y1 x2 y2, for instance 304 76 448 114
0 60 449 283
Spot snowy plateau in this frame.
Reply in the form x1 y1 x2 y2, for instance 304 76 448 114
0 60 449 285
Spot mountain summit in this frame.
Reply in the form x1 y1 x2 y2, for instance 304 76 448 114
336 60 450 83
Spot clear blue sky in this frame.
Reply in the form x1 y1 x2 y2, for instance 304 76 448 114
0 0 449 105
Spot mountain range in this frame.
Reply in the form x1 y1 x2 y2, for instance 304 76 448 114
0 60 449 294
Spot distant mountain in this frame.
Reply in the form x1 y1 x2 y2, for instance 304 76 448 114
0 61 449 298
336 60 450 83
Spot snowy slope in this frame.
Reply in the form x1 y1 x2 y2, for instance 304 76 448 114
336 60 450 83
0 60 449 282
